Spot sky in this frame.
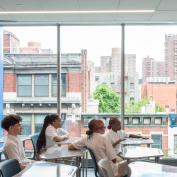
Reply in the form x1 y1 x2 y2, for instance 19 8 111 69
4 25 177 77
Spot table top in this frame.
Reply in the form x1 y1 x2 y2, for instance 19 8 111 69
13 161 77 177
121 146 164 160
120 138 153 146
57 137 81 145
40 145 86 160
129 161 177 177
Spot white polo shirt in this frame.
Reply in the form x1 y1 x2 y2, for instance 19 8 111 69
3 134 30 164
45 125 68 148
106 129 129 154
72 132 117 161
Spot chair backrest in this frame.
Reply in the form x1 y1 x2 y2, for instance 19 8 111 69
86 147 100 177
0 159 21 177
98 159 114 177
31 133 39 159
0 151 8 162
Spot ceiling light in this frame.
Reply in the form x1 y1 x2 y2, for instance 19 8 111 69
0 10 155 14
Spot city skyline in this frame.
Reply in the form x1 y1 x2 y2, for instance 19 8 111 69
4 25 177 78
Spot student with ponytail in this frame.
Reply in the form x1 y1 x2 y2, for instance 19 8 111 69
36 114 69 154
68 119 129 177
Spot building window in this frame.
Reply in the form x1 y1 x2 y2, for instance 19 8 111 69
132 117 140 125
51 73 66 97
144 117 151 125
17 75 32 97
130 82 134 89
34 75 49 97
19 114 32 135
151 134 162 149
174 135 177 154
154 118 162 125
124 117 128 125
34 114 46 133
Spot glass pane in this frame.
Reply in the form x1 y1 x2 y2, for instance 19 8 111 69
19 114 32 135
61 26 121 136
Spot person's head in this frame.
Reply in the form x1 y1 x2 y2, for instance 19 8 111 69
86 119 106 137
1 114 22 136
36 113 61 153
43 114 61 129
107 117 121 132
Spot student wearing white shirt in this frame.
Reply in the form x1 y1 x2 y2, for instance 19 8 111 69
68 119 129 177
1 114 33 170
106 118 148 154
36 114 69 153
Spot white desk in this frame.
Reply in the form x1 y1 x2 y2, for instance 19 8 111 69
40 145 87 177
121 146 164 163
129 161 177 177
120 138 153 147
13 161 77 177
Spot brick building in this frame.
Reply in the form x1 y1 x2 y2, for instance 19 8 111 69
3 51 91 135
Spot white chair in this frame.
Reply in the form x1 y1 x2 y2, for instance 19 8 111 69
98 158 114 177
98 159 131 177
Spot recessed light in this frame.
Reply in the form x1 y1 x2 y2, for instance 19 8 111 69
0 10 155 14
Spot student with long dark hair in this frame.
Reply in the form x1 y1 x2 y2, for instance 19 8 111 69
36 114 68 153
68 119 128 177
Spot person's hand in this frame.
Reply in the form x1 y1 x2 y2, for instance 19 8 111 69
142 137 149 139
116 138 125 144
63 134 69 139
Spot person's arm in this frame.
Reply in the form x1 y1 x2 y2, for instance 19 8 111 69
112 138 125 148
4 143 26 170
57 128 69 138
68 137 86 150
105 137 117 163
129 134 148 139
53 135 67 142
68 143 78 150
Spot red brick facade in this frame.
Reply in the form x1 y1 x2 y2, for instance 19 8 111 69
141 83 177 112
68 72 82 92
3 73 16 92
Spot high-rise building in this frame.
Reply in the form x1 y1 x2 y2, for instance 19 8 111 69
96 48 139 103
165 34 177 81
142 56 165 82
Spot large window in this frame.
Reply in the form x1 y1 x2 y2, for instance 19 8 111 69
34 74 49 97
52 73 67 97
19 114 32 135
151 134 162 149
34 114 46 133
17 75 32 97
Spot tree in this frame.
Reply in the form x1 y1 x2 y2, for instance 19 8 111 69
155 104 165 112
93 84 120 113
125 98 150 113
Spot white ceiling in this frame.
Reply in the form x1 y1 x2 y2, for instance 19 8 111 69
1 0 177 25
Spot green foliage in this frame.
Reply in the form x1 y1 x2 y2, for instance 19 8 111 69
125 98 150 113
93 84 120 113
155 104 165 112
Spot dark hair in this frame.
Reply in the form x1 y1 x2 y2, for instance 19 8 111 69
107 117 120 129
86 119 96 137
36 114 59 153
1 114 22 131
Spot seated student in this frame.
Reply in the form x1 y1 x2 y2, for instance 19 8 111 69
1 114 33 170
36 114 69 154
106 117 148 154
68 119 128 177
